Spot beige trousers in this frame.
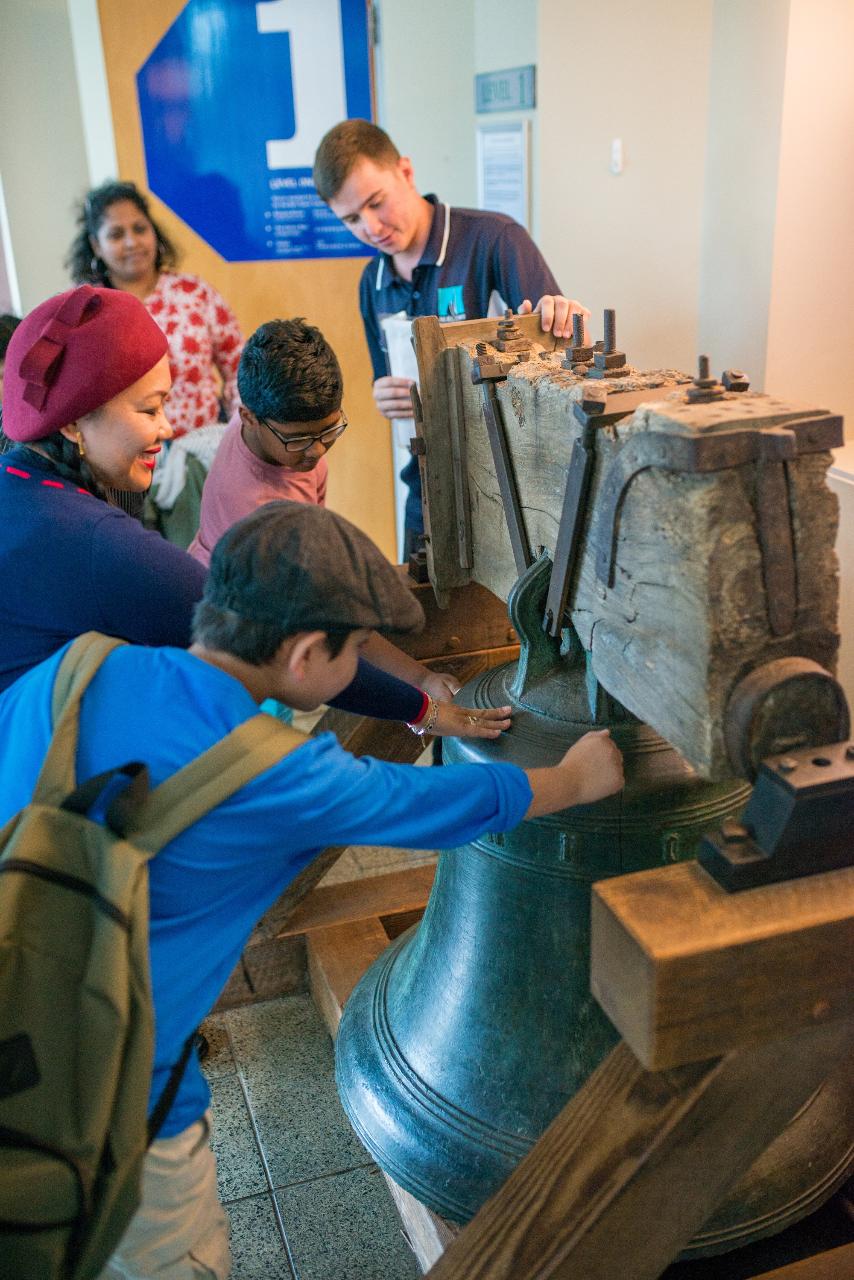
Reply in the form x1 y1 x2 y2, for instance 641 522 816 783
99 1113 231 1279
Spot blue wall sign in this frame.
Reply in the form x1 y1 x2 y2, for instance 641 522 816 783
475 65 536 115
136 0 374 262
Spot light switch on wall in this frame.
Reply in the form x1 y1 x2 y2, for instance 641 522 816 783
610 137 623 175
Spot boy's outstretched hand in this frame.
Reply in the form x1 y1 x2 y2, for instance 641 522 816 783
525 729 624 817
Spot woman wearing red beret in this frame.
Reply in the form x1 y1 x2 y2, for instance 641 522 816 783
0 285 509 739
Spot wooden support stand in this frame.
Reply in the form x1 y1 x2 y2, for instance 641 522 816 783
418 860 854 1280
306 865 854 1280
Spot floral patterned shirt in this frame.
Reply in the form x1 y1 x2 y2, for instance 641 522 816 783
145 272 243 437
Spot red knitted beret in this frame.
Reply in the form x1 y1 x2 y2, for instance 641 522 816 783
1 285 168 442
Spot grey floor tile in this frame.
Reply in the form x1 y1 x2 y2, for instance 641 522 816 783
226 1193 294 1279
210 1075 268 1202
225 997 370 1188
277 1166 420 1280
200 1014 236 1080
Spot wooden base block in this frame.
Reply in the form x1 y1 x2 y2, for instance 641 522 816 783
303 864 435 1036
383 1176 459 1274
308 918 389 1036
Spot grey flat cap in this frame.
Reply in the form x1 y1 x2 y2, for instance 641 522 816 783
204 500 425 637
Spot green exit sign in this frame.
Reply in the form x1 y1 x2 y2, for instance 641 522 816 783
475 65 536 114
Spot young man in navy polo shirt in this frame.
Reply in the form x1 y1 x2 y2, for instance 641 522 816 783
313 119 590 548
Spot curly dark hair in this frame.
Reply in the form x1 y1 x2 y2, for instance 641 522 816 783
66 180 180 286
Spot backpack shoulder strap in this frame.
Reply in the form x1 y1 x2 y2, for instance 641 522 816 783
32 632 126 806
126 713 308 855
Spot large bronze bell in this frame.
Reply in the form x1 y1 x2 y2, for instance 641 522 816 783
336 561 854 1255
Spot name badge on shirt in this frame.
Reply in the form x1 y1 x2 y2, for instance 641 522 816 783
438 285 466 321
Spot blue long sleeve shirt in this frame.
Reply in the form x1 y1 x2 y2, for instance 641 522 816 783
0 644 532 1135
0 450 423 720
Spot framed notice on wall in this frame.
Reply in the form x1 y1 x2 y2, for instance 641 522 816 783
476 121 530 231
136 0 375 262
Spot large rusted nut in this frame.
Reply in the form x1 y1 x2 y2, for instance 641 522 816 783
579 387 608 415
470 356 506 384
722 368 750 392
495 337 532 353
725 658 850 779
594 350 627 370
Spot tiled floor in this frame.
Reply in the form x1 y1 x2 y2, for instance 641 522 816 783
202 994 422 1280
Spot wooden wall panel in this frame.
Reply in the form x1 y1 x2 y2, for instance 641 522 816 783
96 0 396 558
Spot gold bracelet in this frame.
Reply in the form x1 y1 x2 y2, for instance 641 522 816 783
408 695 440 736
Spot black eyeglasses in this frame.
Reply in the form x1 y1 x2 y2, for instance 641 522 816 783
261 412 348 454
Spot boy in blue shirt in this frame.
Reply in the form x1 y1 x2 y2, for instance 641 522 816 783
0 501 622 1278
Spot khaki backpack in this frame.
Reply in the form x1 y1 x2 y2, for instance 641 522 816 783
0 632 305 1279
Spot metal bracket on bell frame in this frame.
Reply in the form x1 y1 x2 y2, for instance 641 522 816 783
542 397 607 639
471 346 532 577
591 413 842 636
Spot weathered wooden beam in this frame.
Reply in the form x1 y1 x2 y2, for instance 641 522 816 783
384 1178 459 1274
590 860 854 1070
307 917 390 1036
278 865 435 939
423 1019 854 1280
412 313 568 595
747 1242 854 1279
413 316 843 779
394 574 516 660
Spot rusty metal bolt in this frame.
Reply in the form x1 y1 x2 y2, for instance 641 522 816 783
722 368 750 393
603 309 616 353
687 354 725 402
572 312 585 345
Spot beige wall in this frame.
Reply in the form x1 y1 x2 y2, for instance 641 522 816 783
536 0 714 372
376 0 476 205
697 0 790 387
473 0 539 233
764 0 854 436
0 0 90 312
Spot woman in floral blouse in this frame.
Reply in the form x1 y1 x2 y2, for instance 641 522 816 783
67 181 242 436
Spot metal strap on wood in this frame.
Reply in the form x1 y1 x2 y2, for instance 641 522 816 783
471 348 532 578
591 413 842 636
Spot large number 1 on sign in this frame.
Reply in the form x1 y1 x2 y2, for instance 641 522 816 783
258 0 347 169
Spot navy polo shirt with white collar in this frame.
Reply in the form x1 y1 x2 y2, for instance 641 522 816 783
358 195 562 380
